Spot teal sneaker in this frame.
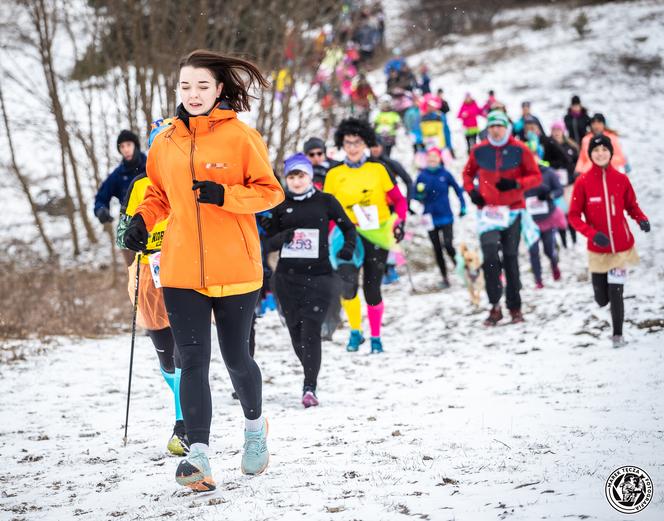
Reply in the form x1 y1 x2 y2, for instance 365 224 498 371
241 418 269 475
347 329 365 352
370 336 384 354
175 445 216 492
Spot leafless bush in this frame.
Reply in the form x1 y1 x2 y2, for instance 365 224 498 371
619 53 662 77
0 261 130 340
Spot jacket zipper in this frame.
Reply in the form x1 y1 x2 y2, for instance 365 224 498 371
601 168 616 253
189 128 206 287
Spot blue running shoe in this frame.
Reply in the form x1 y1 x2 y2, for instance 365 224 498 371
241 419 269 475
370 336 384 354
346 329 365 352
175 445 215 492
382 265 399 285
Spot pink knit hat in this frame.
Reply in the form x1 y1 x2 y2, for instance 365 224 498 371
551 120 565 132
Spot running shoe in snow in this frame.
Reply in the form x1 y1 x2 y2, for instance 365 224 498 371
347 329 365 352
509 309 525 324
241 419 269 475
612 335 627 348
382 265 399 285
552 265 561 281
302 388 319 408
440 278 451 289
484 305 503 326
370 336 384 354
535 281 544 289
167 430 189 457
175 445 215 492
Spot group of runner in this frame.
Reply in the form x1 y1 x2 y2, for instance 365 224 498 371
91 46 650 494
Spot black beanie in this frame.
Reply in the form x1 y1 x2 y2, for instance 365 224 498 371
303 137 326 154
588 134 613 159
591 113 606 125
117 129 140 152
571 95 581 105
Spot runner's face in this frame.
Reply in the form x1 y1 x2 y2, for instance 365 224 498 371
488 125 507 141
285 171 312 194
306 148 325 166
119 141 135 161
591 121 605 134
552 128 563 141
343 135 366 162
178 66 223 115
369 145 382 157
426 151 441 168
591 145 611 167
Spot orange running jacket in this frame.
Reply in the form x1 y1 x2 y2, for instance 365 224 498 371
136 106 284 289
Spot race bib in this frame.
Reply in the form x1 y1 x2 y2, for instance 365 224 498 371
148 252 162 288
526 196 549 216
421 213 435 231
555 168 569 186
353 204 380 230
281 228 320 259
608 267 627 285
479 205 510 228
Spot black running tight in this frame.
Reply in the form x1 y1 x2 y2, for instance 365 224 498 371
337 236 389 306
147 327 180 373
591 273 624 336
162 288 262 445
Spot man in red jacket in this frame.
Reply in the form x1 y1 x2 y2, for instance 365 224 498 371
463 110 542 325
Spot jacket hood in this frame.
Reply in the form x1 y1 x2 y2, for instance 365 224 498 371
174 102 237 136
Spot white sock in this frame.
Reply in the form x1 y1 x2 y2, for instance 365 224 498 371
245 415 264 432
190 442 209 455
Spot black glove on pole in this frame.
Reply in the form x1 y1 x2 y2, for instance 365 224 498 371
124 214 148 252
123 252 141 447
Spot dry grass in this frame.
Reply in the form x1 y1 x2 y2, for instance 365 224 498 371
0 261 130 341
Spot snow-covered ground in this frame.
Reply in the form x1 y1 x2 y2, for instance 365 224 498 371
2 0 664 519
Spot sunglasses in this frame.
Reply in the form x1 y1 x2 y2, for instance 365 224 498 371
307 151 324 157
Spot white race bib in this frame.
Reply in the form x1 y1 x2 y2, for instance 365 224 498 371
526 196 549 216
148 252 162 288
479 205 510 228
421 213 435 231
607 267 627 285
352 204 380 230
281 229 320 259
555 168 569 186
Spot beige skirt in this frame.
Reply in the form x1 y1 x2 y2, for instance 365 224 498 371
587 246 639 274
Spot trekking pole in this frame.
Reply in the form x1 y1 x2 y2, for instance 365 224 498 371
123 253 141 447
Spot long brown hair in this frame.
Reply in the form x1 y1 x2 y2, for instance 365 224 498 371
178 50 269 112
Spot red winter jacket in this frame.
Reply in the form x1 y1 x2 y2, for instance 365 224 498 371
568 164 647 253
462 136 542 209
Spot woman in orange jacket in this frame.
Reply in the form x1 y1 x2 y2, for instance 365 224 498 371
124 50 284 492
575 113 628 174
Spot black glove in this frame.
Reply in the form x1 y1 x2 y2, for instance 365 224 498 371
124 214 148 252
393 220 405 243
192 180 225 206
495 177 519 192
95 207 113 224
469 189 485 208
537 191 550 201
592 231 611 248
639 220 651 233
337 243 355 261
258 214 274 234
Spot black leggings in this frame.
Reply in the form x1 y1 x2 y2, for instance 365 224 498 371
591 273 624 336
558 223 577 248
528 228 558 283
428 224 456 279
162 287 261 445
274 272 337 390
465 133 478 153
480 216 522 310
147 327 181 373
337 236 389 305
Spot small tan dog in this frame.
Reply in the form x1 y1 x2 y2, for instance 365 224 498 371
458 242 484 308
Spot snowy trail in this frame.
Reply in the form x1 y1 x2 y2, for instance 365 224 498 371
2 240 663 520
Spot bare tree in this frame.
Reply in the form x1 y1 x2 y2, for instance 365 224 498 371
0 80 56 259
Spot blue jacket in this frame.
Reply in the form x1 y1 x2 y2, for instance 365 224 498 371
415 166 466 226
94 153 147 213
